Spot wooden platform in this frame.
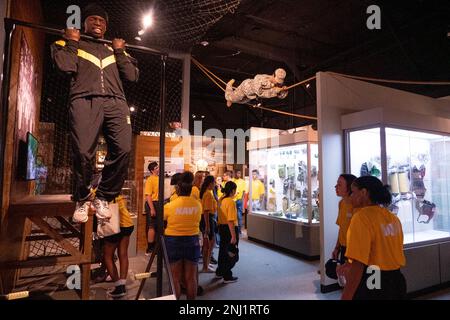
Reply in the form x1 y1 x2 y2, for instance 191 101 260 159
0 195 93 300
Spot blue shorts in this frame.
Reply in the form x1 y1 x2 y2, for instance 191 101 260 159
164 235 201 263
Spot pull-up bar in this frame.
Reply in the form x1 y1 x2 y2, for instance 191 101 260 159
4 18 168 56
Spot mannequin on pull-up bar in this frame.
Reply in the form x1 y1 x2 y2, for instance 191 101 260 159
51 3 139 224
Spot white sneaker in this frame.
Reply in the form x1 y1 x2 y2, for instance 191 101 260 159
93 198 111 220
73 201 90 223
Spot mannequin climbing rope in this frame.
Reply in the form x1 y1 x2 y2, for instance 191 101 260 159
191 57 318 121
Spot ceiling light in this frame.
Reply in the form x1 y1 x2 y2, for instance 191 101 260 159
130 106 135 112
138 29 145 36
200 41 209 47
305 83 311 89
135 36 142 41
143 12 154 29
201 115 205 119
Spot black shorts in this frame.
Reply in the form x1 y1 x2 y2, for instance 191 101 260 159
104 226 134 243
145 201 159 229
200 214 216 240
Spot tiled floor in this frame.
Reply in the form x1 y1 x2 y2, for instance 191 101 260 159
11 231 449 300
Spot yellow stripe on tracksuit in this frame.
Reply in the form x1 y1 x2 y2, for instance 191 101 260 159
55 40 118 69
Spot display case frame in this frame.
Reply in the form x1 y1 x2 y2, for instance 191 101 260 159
342 107 450 248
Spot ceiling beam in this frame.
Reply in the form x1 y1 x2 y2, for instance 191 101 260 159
244 14 336 50
212 36 320 67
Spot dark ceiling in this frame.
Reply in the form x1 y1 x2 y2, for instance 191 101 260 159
41 0 450 131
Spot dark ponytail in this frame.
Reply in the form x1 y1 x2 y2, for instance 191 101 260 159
200 175 215 199
222 181 237 199
352 176 392 206
178 171 194 196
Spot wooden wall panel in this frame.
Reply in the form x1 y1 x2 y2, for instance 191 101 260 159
0 0 44 293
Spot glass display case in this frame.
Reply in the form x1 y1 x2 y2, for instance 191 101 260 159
249 143 319 224
345 126 450 245
247 126 320 257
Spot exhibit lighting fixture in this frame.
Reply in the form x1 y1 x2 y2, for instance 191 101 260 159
143 11 154 29
306 83 310 89
200 41 209 47
130 106 136 112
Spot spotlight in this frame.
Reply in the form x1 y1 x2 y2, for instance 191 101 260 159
135 36 142 41
138 29 145 36
200 41 209 47
201 115 205 119
306 83 310 89
143 12 154 29
130 106 135 112
192 114 196 119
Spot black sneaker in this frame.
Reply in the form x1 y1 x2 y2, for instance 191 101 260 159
107 285 126 298
223 276 238 283
210 256 218 265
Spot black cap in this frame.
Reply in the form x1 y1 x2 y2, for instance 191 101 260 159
83 3 109 24
325 259 338 280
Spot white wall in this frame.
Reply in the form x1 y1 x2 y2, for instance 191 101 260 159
317 72 450 288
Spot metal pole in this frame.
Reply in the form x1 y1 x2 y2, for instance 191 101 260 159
156 55 167 297
0 19 15 231
4 18 167 56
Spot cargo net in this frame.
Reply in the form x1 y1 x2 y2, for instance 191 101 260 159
38 32 182 195
27 217 81 258
42 0 241 51
16 217 80 281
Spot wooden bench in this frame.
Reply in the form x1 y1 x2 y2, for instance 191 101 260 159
0 195 93 300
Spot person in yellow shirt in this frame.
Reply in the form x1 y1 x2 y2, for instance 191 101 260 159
332 174 357 264
216 181 239 283
164 171 202 300
191 171 204 200
199 175 218 273
233 170 247 235
251 170 265 210
103 195 134 298
144 162 159 254
168 172 182 203
340 176 406 300
215 176 223 199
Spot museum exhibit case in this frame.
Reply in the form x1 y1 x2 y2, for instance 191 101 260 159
247 125 320 258
342 107 450 291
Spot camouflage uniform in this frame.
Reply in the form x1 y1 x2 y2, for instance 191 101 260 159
225 74 288 105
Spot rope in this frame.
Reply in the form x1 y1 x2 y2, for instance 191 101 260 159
191 58 226 92
327 71 450 85
249 103 318 120
284 75 317 90
191 57 228 87
191 57 318 121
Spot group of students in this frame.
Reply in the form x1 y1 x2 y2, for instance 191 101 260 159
333 174 407 300
144 162 245 299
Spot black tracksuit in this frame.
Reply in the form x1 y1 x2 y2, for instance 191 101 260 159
51 38 139 202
